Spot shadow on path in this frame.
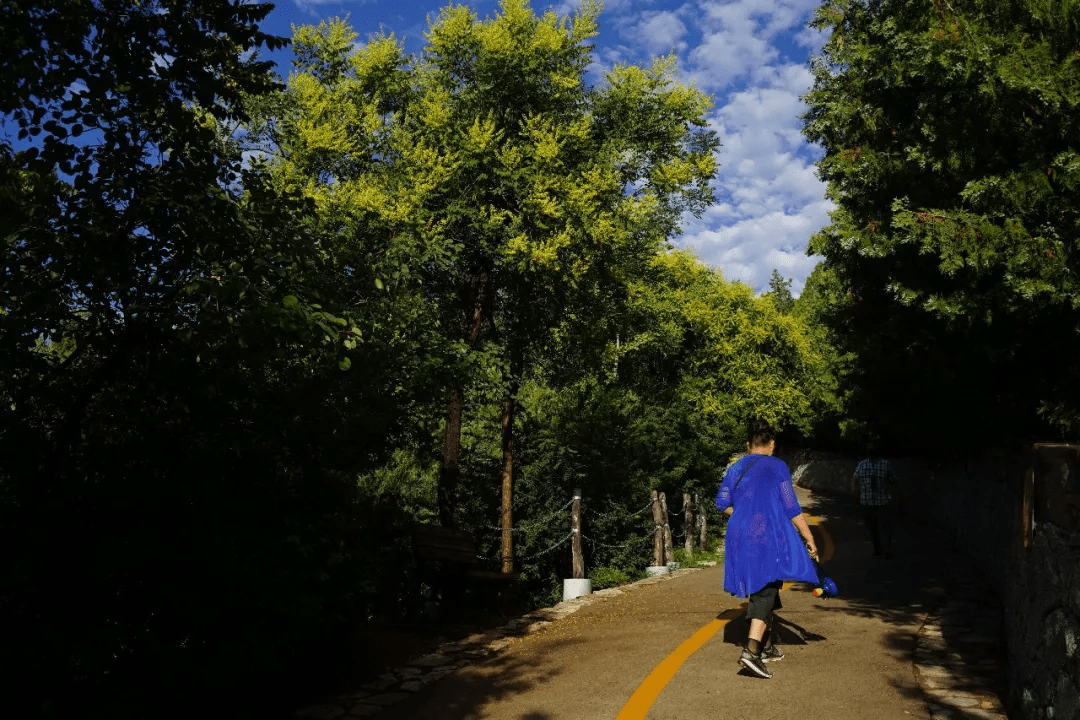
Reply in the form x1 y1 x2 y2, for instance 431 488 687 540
802 490 1009 716
372 635 585 720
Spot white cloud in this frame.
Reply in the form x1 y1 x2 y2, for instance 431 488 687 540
293 0 376 13
679 204 828 294
670 0 822 90
794 24 828 51
624 11 690 55
677 62 831 294
687 28 774 90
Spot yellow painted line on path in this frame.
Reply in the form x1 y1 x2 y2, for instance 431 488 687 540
618 515 836 719
615 606 744 720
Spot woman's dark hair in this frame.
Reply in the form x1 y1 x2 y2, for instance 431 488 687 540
747 418 775 448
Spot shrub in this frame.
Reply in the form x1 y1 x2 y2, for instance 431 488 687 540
589 566 631 589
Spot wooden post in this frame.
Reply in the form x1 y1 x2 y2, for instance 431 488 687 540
659 492 674 565
571 488 584 579
1022 467 1035 550
650 490 664 567
500 397 515 574
697 493 708 552
684 492 694 554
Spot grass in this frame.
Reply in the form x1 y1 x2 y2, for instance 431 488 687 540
672 544 725 568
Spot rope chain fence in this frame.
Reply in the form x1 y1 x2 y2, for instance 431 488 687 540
479 495 576 534
491 530 576 563
481 492 704 562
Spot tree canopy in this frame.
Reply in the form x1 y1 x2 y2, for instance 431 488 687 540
2 1 841 717
802 0 1080 447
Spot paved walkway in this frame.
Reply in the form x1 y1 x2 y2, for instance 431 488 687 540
297 489 1009 720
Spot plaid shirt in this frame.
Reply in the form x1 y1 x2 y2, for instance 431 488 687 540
854 458 894 505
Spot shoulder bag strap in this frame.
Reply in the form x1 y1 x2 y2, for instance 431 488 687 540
732 455 766 496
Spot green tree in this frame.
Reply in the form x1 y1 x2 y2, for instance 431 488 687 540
803 0 1080 445
1 3 399 716
495 249 838 600
766 269 795 313
620 251 835 449
269 1 720 552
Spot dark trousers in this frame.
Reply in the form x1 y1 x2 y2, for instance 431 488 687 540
862 505 893 555
746 580 783 621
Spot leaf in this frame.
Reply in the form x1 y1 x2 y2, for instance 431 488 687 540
282 295 299 308
339 357 352 371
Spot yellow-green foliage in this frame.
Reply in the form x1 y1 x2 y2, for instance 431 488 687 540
623 250 838 437
270 1 717 293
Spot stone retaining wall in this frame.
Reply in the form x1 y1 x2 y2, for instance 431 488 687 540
779 448 1080 720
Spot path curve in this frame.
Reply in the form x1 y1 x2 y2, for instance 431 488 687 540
296 488 1009 720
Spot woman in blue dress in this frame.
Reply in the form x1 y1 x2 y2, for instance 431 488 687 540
715 420 819 679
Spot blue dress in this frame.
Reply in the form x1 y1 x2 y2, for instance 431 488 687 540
715 454 818 597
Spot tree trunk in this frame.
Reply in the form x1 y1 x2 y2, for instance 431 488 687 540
697 493 708 552
651 490 663 566
684 492 694 554
437 272 488 528
438 389 463 527
571 488 584 579
500 396 515 573
659 492 674 565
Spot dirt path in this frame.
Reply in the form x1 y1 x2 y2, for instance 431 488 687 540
307 488 1008 720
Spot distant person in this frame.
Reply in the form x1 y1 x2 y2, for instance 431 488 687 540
852 442 897 558
716 420 819 679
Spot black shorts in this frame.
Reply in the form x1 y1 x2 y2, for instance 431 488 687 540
746 580 783 621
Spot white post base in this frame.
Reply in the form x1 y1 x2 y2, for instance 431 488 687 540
563 578 592 601
645 565 670 577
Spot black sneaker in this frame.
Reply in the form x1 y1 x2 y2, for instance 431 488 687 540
739 648 773 678
761 645 784 662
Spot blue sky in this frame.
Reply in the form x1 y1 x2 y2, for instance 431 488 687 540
259 0 832 294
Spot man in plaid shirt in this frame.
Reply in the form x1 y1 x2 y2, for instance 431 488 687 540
851 443 897 558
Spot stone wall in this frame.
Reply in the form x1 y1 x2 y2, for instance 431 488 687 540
780 448 1080 720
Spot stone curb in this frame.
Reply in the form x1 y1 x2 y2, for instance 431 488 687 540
294 567 705 719
913 580 1009 720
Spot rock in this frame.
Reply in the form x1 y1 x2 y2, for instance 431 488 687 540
410 654 451 668
421 668 454 684
1054 675 1080 720
939 696 979 708
916 664 955 677
955 709 1005 720
958 634 1000 644
364 693 411 707
400 681 424 692
295 704 346 720
343 706 383 718
360 679 397 692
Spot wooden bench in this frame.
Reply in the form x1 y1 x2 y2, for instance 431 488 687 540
411 525 519 618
